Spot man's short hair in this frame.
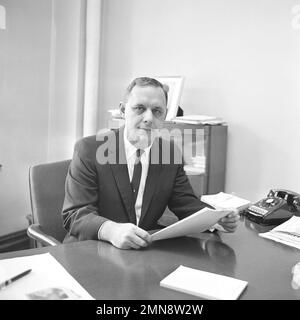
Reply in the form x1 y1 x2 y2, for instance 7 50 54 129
124 77 168 105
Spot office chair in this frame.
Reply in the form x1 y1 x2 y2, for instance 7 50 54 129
27 160 71 247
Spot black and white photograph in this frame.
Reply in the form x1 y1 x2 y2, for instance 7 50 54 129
0 0 300 311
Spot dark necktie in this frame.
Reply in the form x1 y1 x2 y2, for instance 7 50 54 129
131 149 143 203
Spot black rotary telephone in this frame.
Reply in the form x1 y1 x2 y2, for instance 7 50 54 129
245 189 300 226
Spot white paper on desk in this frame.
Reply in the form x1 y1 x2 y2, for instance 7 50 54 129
0 253 94 300
259 216 300 250
160 265 248 300
201 192 251 211
151 207 231 241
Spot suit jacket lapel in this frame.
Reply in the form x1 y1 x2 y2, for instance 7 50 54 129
109 127 137 224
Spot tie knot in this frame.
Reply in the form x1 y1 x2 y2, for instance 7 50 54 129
136 148 144 158
134 149 144 165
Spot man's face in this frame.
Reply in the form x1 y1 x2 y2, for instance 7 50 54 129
121 85 167 148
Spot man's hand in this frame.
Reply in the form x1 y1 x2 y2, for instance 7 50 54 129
100 221 152 249
217 210 240 232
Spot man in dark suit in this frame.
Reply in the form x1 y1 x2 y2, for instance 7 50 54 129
62 77 238 249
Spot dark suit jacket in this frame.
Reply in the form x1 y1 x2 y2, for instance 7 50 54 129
62 127 208 242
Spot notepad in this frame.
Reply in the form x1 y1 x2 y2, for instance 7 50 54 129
160 265 248 300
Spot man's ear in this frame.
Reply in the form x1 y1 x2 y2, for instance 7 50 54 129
119 102 125 118
164 108 168 120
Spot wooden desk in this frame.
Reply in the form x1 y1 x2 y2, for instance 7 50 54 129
1 217 300 300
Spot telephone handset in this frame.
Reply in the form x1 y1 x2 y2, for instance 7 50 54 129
245 189 300 226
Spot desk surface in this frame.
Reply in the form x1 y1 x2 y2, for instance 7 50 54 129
1 216 300 300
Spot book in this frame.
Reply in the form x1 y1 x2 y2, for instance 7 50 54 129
259 216 300 250
151 207 232 241
160 265 248 300
201 192 251 212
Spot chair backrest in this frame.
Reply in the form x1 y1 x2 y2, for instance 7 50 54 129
29 160 71 243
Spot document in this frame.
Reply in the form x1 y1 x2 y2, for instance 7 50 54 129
173 114 225 125
0 253 94 300
259 216 300 250
201 192 251 212
151 207 231 241
160 265 248 300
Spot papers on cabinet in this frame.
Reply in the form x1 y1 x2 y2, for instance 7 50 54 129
173 115 226 125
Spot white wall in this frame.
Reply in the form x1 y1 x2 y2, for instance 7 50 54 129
0 0 84 236
47 0 85 162
99 0 300 202
0 0 51 234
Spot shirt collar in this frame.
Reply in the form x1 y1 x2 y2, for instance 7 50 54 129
123 126 152 160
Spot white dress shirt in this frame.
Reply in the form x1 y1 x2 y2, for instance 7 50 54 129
123 130 151 226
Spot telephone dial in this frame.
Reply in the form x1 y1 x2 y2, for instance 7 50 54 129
245 189 300 226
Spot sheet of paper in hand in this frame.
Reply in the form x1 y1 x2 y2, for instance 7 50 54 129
151 207 231 241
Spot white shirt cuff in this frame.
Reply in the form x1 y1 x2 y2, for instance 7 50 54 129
98 222 108 240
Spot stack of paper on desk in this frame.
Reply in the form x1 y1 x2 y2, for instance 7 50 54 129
160 265 248 300
259 216 300 250
151 207 231 241
0 253 94 300
201 192 251 212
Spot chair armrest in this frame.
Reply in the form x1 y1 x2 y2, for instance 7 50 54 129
27 224 62 247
